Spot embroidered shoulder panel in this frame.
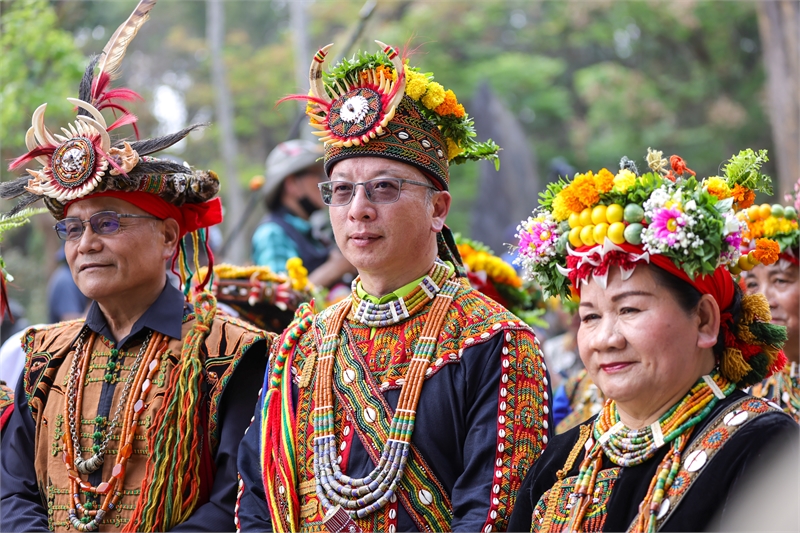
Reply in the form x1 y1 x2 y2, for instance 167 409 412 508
22 320 85 420
202 313 272 451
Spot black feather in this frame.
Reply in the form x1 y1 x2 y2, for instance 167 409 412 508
0 177 34 200
128 161 190 176
125 123 207 156
78 55 101 111
6 193 43 216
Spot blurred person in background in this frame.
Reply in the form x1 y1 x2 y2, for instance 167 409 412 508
47 244 89 323
252 139 355 288
739 191 799 421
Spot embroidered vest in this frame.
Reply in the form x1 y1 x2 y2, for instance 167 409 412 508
265 280 549 532
23 314 267 531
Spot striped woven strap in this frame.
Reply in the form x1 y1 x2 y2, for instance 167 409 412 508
332 322 453 531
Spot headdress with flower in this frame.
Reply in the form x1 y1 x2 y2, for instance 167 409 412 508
515 148 787 388
280 41 501 270
1 0 221 294
736 178 800 271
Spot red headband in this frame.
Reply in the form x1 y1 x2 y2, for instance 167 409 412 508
569 242 735 312
64 191 223 238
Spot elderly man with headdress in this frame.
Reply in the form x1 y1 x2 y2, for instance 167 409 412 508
235 42 551 532
507 149 798 532
0 2 271 531
738 183 800 421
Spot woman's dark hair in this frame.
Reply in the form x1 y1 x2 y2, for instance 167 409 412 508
650 264 743 360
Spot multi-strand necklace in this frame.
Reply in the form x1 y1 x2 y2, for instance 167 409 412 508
62 328 166 532
563 371 734 533
349 260 451 327
313 266 458 518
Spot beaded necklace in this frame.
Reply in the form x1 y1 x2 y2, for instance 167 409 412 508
562 371 734 533
762 362 800 419
313 269 459 518
62 328 167 532
349 260 451 327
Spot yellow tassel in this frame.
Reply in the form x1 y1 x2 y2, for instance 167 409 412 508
720 347 751 383
741 293 772 324
762 344 780 364
736 323 758 345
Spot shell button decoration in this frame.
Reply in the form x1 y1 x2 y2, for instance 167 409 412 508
303 41 406 148
328 87 383 139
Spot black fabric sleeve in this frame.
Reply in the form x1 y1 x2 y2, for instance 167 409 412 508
171 340 268 532
235 387 273 532
0 371 50 532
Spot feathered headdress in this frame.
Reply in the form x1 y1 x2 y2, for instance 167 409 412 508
2 0 218 225
279 40 500 191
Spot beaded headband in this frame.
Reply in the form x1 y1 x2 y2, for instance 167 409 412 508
516 148 786 388
1 0 218 221
280 41 500 190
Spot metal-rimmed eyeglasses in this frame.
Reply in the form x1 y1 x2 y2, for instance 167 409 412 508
54 211 160 241
318 177 437 206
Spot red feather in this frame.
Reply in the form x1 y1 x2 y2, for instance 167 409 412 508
276 93 331 111
108 113 138 132
91 72 112 102
8 146 56 170
98 88 143 104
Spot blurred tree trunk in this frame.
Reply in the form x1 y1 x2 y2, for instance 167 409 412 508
208 0 246 263
470 82 541 255
757 1 800 198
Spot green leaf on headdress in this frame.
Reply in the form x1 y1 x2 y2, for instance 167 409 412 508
723 149 772 195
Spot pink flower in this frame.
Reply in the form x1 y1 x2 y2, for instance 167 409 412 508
651 207 685 246
522 218 558 257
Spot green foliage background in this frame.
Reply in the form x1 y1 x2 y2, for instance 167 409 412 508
0 0 776 324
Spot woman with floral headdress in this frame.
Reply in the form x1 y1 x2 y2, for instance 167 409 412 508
739 183 800 421
507 149 798 532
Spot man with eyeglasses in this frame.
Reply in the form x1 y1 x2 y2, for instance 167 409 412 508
0 5 271 531
236 42 551 532
253 139 355 289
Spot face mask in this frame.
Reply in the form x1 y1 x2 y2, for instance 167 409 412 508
299 195 321 217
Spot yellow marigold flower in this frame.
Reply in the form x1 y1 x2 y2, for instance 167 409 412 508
286 257 309 290
572 173 600 208
434 89 460 116
705 176 731 200
612 169 636 194
763 216 780 237
593 168 615 194
421 82 446 110
446 138 463 160
404 66 429 100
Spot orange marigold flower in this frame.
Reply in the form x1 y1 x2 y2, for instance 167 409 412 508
593 168 615 194
552 185 584 221
753 238 780 265
453 103 466 118
434 90 461 116
572 173 600 207
732 184 756 209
